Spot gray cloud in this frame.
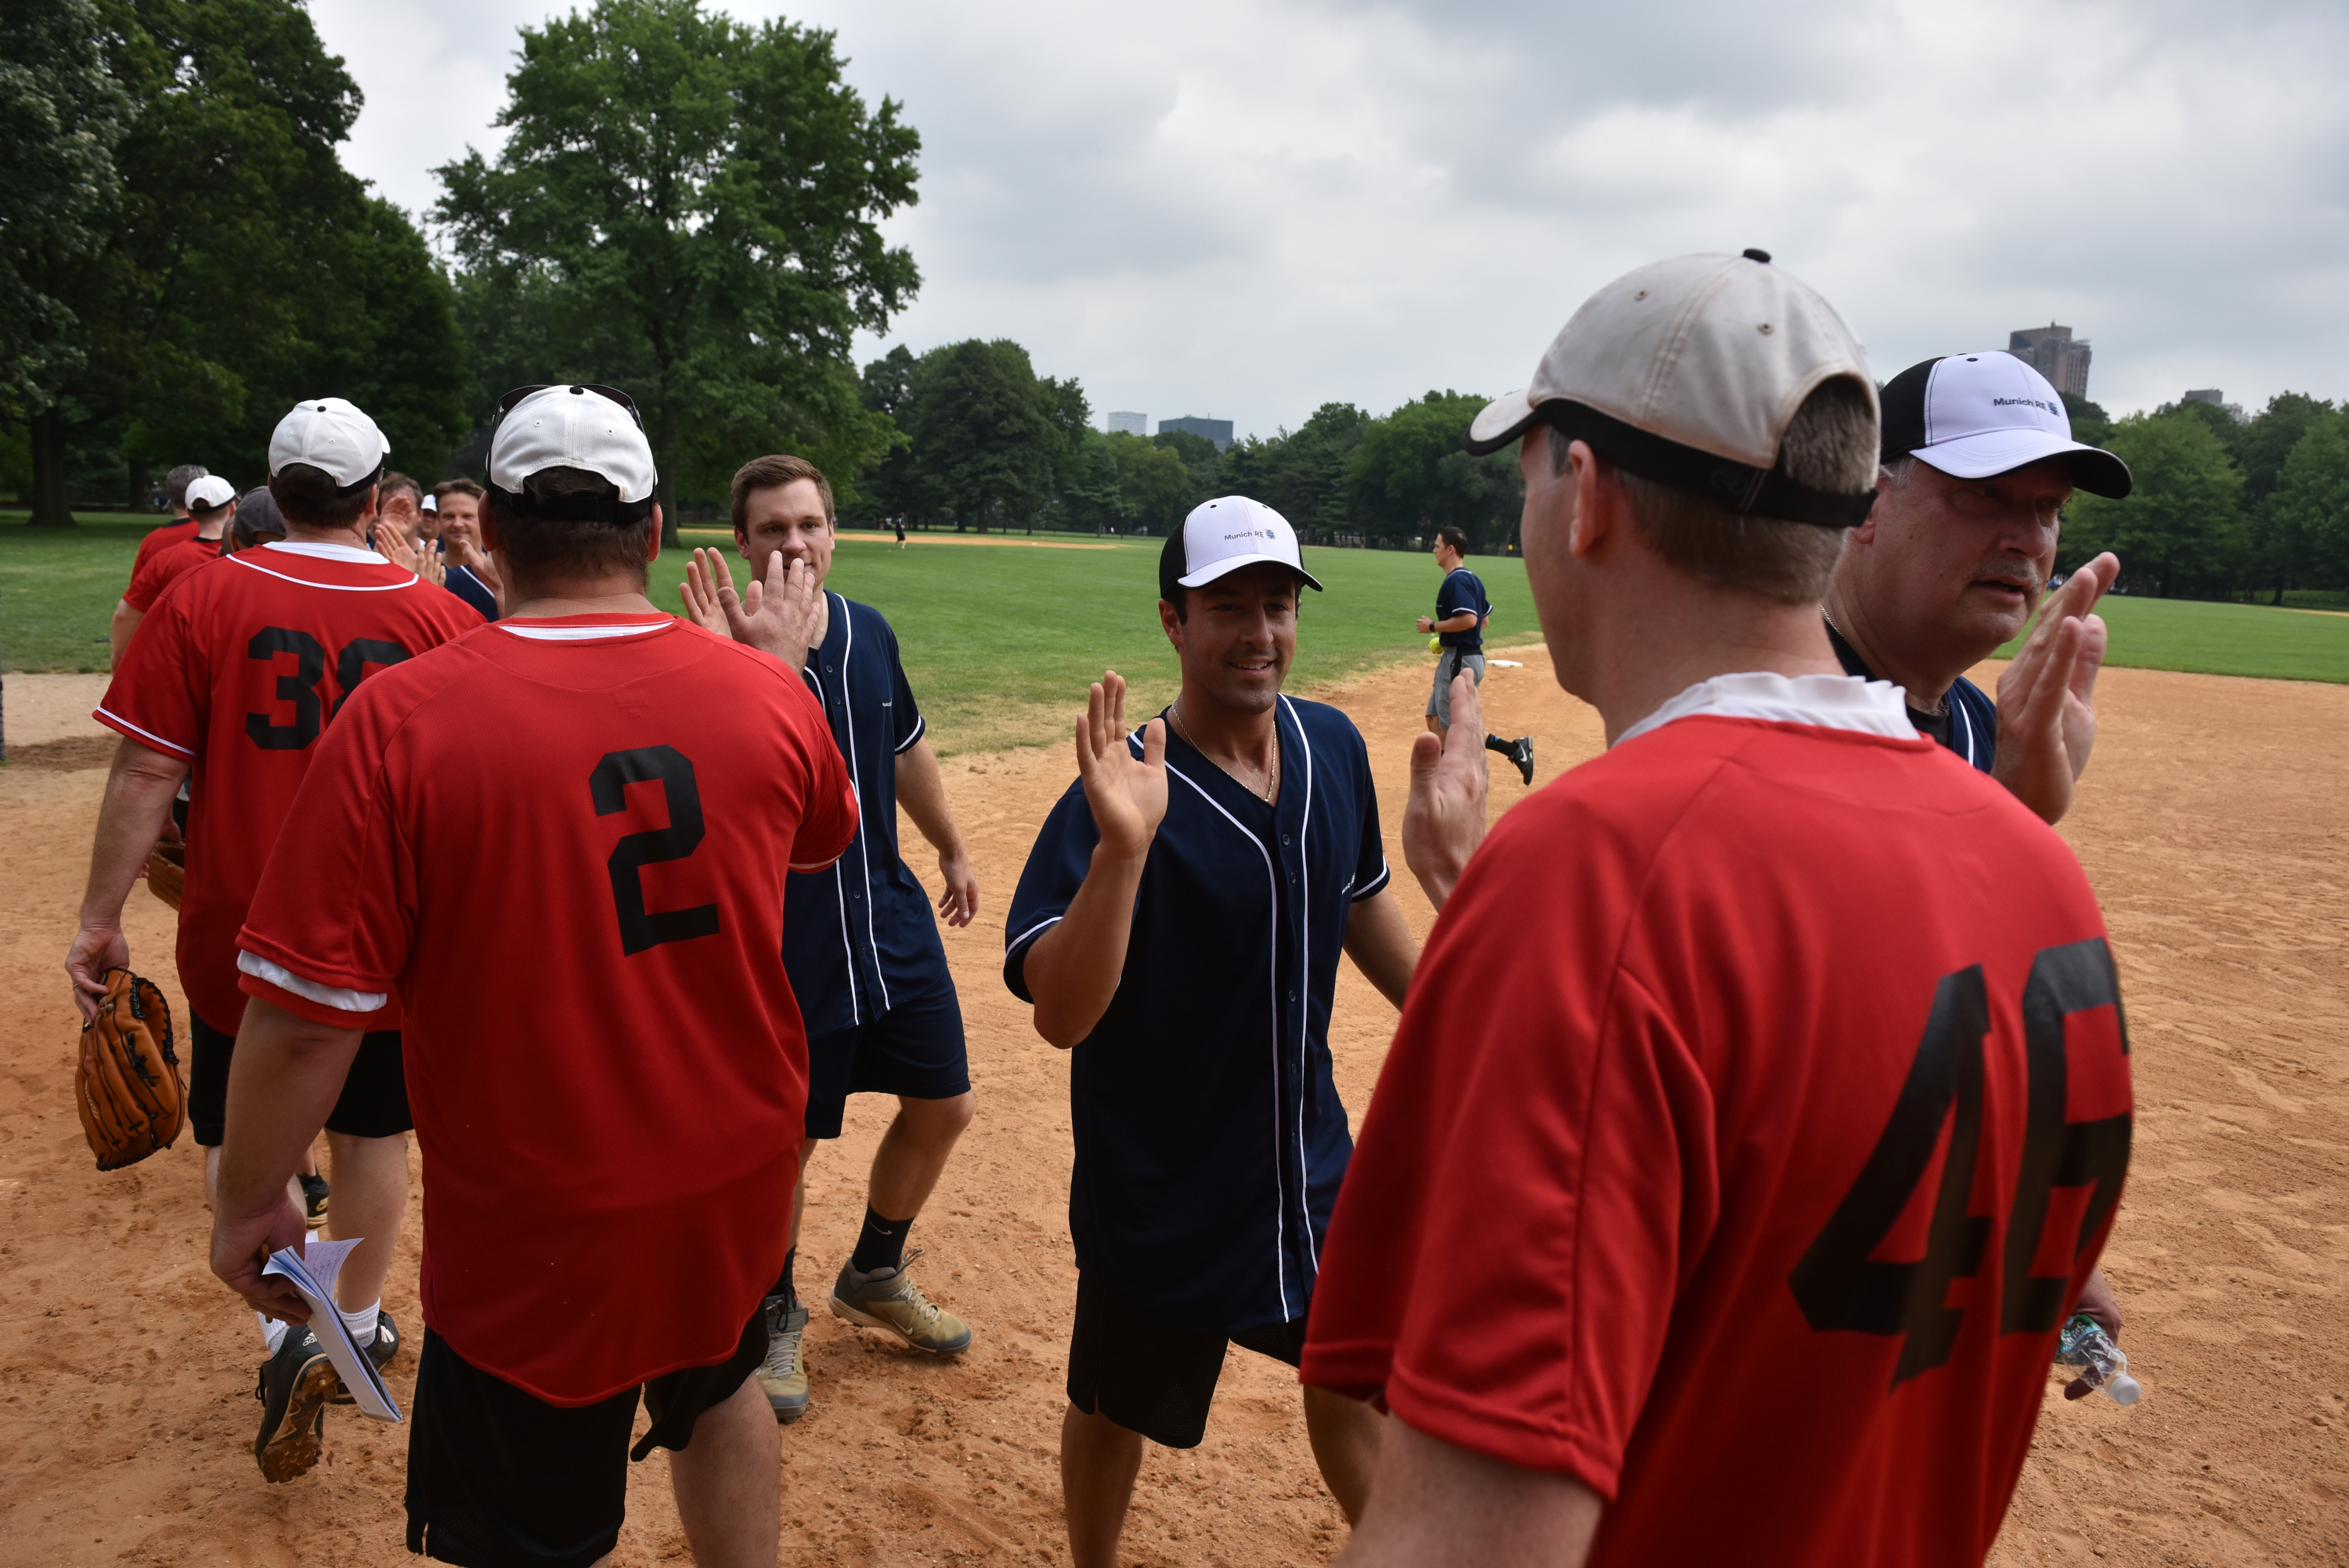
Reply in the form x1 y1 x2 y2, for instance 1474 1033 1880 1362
311 0 2349 438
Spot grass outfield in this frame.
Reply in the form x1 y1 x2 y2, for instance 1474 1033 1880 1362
9 514 2341 751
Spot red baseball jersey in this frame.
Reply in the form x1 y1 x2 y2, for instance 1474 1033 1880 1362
236 615 859 1405
123 534 223 611
131 516 198 571
1303 714 2131 1566
95 541 483 1031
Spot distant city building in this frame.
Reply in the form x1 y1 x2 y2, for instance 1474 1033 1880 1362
2005 323 2093 401
2179 388 2250 422
1157 415 1233 452
1106 410 1148 437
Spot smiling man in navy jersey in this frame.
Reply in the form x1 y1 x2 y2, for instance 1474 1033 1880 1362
1002 496 1421 1568
683 452 981 1426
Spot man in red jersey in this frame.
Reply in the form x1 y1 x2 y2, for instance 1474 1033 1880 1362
1302 251 2132 1568
112 463 211 669
69 397 482 1480
210 384 857 1566
115 474 238 662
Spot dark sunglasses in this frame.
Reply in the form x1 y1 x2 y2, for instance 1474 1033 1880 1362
495 384 644 429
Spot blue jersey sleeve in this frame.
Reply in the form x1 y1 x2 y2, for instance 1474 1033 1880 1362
1435 569 1487 622
884 622 926 754
1003 776 1102 1001
1347 730 1392 902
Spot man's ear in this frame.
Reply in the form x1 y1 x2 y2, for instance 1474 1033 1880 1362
1158 597 1185 650
478 492 502 553
644 504 662 565
1567 440 1613 560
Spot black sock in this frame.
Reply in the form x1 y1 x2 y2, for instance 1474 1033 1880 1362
1484 733 1517 755
851 1206 911 1275
769 1248 797 1307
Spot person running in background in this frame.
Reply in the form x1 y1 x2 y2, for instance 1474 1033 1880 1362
1416 524 1534 785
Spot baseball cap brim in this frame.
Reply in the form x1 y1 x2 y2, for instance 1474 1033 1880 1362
1914 430 2132 499
1466 390 1539 457
1175 553 1324 593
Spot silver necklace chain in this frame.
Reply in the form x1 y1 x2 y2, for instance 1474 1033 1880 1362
1169 701 1278 804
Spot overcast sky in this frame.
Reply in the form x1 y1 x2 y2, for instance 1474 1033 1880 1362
310 0 2349 442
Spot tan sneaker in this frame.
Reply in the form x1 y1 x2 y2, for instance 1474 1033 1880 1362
760 1299 811 1423
828 1249 973 1356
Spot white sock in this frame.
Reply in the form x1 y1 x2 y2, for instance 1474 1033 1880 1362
259 1314 289 1355
340 1299 381 1344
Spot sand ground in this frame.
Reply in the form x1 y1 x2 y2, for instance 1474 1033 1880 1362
0 653 2342 1566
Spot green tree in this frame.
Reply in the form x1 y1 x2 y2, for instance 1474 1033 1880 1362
1347 390 1524 546
2065 412 2247 598
1149 427 1221 511
436 0 919 541
2262 410 2349 595
1220 402 1368 535
2232 393 2336 601
897 339 1064 530
1108 432 1192 531
1 0 130 512
2060 392 2111 451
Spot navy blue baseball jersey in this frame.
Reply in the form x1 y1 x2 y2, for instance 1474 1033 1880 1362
1828 620 1997 771
1003 694 1391 1336
443 561 499 621
784 593 954 1033
1435 566 1488 651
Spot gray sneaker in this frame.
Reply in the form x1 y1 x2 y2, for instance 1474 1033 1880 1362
828 1249 972 1356
760 1298 810 1423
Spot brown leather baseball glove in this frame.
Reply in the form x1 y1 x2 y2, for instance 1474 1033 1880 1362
77 968 185 1170
147 841 186 910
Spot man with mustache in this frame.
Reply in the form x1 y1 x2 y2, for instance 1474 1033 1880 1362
1822 352 2130 827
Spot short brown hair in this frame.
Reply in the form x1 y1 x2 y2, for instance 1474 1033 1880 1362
1563 378 1876 605
270 463 376 531
434 478 485 502
380 471 423 508
485 467 654 588
731 454 835 535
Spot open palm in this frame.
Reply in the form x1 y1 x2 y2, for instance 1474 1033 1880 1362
1077 671 1167 860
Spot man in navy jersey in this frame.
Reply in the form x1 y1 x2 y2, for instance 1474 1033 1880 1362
1003 496 1421 1568
1824 352 2131 826
1416 524 1535 784
683 453 980 1426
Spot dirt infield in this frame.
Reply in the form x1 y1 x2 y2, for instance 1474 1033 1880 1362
1 654 2342 1566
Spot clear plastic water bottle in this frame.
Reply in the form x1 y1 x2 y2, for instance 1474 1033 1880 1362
2055 1313 2142 1404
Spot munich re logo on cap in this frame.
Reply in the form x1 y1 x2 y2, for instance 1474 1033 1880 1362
1171 496 1326 593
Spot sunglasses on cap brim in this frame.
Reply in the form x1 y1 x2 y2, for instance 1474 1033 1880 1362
495 384 645 429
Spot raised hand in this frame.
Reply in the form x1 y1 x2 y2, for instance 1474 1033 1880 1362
372 521 424 577
1076 672 1167 861
1994 552 2118 826
682 548 826 670
680 547 732 636
1402 671 1491 910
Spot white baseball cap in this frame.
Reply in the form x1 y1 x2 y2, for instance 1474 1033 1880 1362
1159 496 1323 600
420 493 437 512
182 474 237 513
269 397 389 488
1878 354 2131 498
1465 249 1879 528
489 384 657 505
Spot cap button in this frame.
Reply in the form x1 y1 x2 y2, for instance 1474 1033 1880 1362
1741 247 1771 264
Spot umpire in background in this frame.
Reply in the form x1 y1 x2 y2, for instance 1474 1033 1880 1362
683 454 980 1426
1005 497 1420 1568
1416 524 1535 784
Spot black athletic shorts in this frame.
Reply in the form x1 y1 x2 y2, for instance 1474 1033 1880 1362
405 1307 766 1567
1065 1269 1308 1450
188 1010 410 1148
803 990 969 1140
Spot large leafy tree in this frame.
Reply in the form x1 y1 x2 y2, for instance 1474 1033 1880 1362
2064 411 2248 597
2263 410 2349 596
1219 402 1369 535
10 0 467 524
436 0 919 541
1347 390 1524 546
898 339 1064 530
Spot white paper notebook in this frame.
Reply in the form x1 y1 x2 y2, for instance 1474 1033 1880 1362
264 1238 402 1422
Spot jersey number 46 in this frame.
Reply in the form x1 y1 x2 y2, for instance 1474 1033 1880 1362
1788 938 2131 1387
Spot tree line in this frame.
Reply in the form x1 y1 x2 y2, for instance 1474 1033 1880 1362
2060 393 2349 601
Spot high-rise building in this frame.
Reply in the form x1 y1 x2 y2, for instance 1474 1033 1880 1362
1106 411 1148 437
1158 415 1233 452
2005 323 2093 400
2181 389 2249 422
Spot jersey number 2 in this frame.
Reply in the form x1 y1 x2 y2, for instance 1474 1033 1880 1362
1787 939 2131 1386
590 746 723 957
